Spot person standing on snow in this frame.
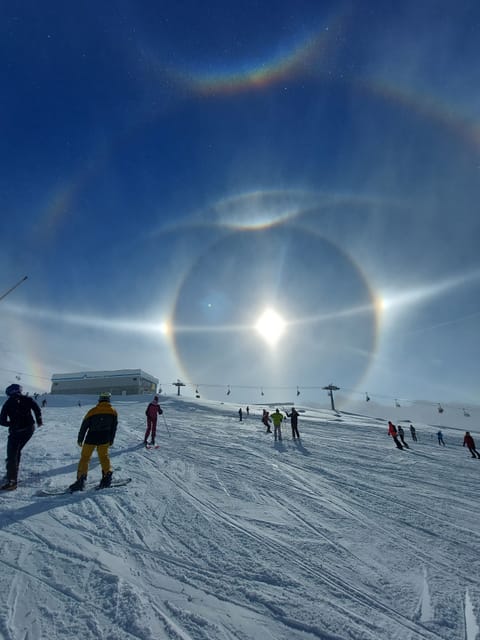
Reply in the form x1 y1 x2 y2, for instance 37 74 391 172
410 424 417 442
397 424 410 449
69 392 117 492
388 421 403 450
271 409 284 442
463 431 480 458
262 410 272 433
144 395 163 446
0 384 42 491
286 407 300 439
238 408 243 422
437 430 446 446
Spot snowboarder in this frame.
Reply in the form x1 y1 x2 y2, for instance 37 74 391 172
0 384 43 490
388 421 403 449
437 430 445 446
262 410 272 433
397 424 410 448
271 409 284 441
410 424 417 442
463 432 480 458
238 408 243 422
286 407 300 439
69 392 118 492
144 395 163 445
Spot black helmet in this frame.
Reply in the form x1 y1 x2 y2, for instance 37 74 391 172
5 383 22 396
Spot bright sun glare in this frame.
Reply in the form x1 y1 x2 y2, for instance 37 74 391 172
255 309 286 347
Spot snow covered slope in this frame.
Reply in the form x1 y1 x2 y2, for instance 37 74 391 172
0 395 478 639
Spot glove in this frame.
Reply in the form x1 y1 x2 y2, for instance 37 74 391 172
37 421 43 427
159 408 163 414
77 441 83 448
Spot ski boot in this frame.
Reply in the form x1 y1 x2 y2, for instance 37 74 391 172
98 471 112 489
68 474 86 493
0 479 17 491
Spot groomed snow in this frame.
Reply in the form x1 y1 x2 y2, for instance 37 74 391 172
0 395 479 639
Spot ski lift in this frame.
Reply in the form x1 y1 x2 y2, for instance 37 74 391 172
365 392 370 402
260 387 264 396
15 375 21 381
395 399 401 408
296 386 300 397
463 408 470 417
158 387 162 395
437 404 444 414
226 385 231 396
195 386 200 399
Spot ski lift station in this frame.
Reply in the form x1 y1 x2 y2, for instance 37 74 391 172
50 369 158 396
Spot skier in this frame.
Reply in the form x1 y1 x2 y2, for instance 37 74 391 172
144 395 163 446
388 421 403 449
285 407 300 439
271 409 284 441
262 410 272 433
397 424 410 449
0 384 43 490
437 430 446 446
410 424 417 442
238 408 243 422
246 406 250 416
463 432 480 459
69 392 117 492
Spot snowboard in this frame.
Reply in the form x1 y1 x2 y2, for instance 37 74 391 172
36 477 132 496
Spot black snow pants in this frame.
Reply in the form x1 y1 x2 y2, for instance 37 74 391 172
5 426 34 481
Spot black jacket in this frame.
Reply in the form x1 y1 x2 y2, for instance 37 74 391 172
78 400 118 446
0 395 42 432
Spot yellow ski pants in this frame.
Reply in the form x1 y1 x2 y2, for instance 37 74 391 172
77 443 111 478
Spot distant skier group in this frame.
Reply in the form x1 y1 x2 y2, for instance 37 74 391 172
387 421 413 449
387 419 479 459
262 407 300 441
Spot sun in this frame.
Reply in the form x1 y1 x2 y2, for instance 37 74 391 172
255 309 286 347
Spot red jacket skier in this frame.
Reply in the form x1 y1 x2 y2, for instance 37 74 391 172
463 432 480 459
144 396 163 446
388 421 403 450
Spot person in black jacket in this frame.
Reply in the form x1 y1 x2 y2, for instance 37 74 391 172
286 407 300 439
69 392 118 492
0 384 42 490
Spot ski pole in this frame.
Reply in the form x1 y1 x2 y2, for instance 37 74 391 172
162 412 171 437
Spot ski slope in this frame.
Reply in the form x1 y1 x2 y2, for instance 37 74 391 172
0 395 479 640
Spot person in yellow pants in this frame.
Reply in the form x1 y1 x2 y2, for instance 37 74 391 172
69 392 118 492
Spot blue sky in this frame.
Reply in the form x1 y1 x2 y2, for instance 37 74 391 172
1 0 479 406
